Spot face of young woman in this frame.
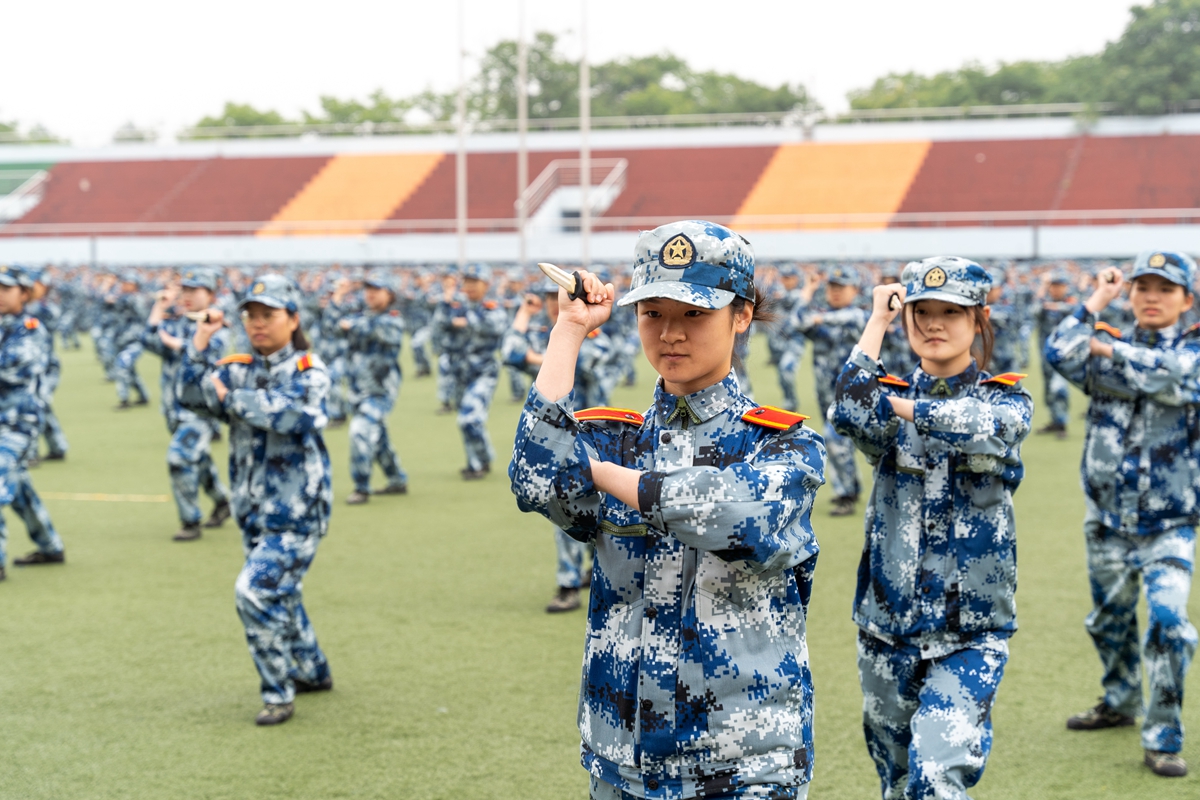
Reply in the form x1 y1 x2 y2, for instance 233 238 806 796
637 298 752 396
180 286 213 313
241 302 299 356
364 286 393 312
906 299 984 377
1129 275 1194 330
0 285 27 316
826 283 858 309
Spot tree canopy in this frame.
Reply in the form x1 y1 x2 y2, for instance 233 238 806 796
849 0 1200 114
187 31 816 134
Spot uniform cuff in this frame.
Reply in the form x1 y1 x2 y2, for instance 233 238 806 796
848 345 886 376
638 471 666 515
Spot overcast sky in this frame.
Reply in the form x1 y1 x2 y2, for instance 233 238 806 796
7 0 1137 146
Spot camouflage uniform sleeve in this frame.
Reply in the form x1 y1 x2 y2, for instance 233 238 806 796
831 346 902 459
501 326 533 368
1043 305 1094 389
508 385 607 536
913 386 1033 462
480 306 511 338
1108 338 1200 406
637 427 825 575
0 326 47 389
141 322 169 356
177 342 231 422
369 313 405 345
226 361 331 434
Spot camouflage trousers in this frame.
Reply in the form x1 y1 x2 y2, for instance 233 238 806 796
114 342 148 403
589 775 807 800
410 325 432 373
457 372 497 471
1083 521 1197 752
167 418 229 526
92 327 116 379
1040 359 1069 426
436 353 463 407
0 430 62 567
349 397 407 494
326 354 348 421
858 631 1008 800
554 526 591 589
507 365 528 401
775 344 803 412
41 404 68 457
235 530 331 705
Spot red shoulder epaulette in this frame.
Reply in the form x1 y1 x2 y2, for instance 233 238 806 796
1094 321 1123 338
296 353 313 372
586 329 600 339
216 354 253 366
484 300 498 310
389 309 400 316
982 372 1028 386
1185 321 1200 337
23 317 38 330
878 374 910 389
743 405 808 431
575 407 644 425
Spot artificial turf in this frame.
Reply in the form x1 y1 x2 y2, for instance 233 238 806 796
1 335 1196 799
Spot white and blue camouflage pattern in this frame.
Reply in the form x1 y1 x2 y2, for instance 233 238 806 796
619 221 756 310
510 372 825 798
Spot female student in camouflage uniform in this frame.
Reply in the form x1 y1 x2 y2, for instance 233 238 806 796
832 257 1033 800
180 274 334 726
510 220 826 799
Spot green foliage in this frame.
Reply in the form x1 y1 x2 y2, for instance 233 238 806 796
0 119 64 144
193 102 295 130
849 0 1200 114
300 90 414 126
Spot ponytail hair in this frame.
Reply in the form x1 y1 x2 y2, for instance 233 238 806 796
731 283 776 373
290 311 310 351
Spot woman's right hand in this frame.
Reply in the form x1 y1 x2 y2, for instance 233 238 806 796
193 308 226 351
554 270 615 336
870 284 906 323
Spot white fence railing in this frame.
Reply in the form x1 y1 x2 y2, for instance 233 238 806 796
7 207 1200 237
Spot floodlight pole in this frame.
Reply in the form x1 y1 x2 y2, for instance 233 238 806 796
456 0 468 269
579 0 591 268
517 0 529 267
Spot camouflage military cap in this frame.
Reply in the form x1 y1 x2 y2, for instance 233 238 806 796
461 263 492 283
364 268 397 293
827 264 860 288
901 256 992 307
238 273 301 313
539 278 561 294
0 264 34 289
180 267 218 291
778 263 800 279
120 270 142 287
1048 269 1071 285
1131 250 1197 290
618 220 754 309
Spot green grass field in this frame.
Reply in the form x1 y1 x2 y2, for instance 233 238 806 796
2 335 1197 799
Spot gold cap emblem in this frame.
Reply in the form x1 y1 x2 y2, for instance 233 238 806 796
1149 253 1167 268
924 267 947 288
660 234 696 268
252 282 265 295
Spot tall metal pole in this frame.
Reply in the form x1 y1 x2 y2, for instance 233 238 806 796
579 0 591 268
456 0 468 269
516 0 528 267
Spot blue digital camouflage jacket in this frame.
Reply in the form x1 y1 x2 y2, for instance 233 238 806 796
1045 307 1200 535
0 314 50 436
792 305 869 405
338 308 404 408
502 314 613 409
144 315 229 428
434 297 508 379
178 342 332 539
831 348 1032 652
510 373 825 798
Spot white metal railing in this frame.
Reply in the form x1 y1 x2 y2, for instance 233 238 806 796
171 100 1200 141
517 158 627 218
8 207 1200 236
0 170 49 222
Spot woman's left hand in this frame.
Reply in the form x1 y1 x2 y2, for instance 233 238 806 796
210 374 229 403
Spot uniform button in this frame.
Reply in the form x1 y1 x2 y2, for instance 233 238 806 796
922 586 931 594
646 607 658 620
647 778 659 790
641 699 653 711
661 432 672 444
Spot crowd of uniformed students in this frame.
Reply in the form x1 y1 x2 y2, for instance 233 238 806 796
1 246 1194 791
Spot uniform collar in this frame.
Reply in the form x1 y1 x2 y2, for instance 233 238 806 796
1132 323 1179 347
257 342 295 368
913 360 978 398
654 371 741 427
